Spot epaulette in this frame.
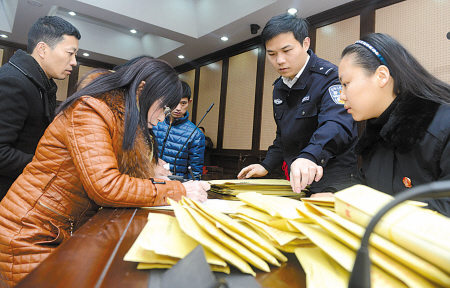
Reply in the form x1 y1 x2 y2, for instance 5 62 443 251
272 76 282 85
310 65 334 75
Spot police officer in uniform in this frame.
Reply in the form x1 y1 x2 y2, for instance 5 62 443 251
238 13 358 195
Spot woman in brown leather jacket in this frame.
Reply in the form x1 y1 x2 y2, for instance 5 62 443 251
0 56 209 287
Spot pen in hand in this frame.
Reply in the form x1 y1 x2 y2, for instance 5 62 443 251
188 166 195 180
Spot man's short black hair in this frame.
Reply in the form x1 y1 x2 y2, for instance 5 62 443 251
260 13 309 47
27 16 81 54
181 81 191 100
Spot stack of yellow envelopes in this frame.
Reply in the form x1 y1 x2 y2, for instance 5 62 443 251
208 179 306 198
125 185 450 287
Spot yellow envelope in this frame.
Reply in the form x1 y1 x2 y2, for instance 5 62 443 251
137 263 172 269
295 246 349 288
143 199 246 214
137 263 231 274
133 213 226 267
236 192 306 219
208 179 303 197
183 196 287 262
295 205 439 288
215 221 281 267
301 197 335 207
124 240 178 264
335 185 450 275
304 203 450 287
232 213 309 246
181 198 280 267
289 222 408 288
236 205 312 232
168 198 255 276
184 204 270 272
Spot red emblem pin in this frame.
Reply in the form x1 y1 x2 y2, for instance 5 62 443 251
403 177 412 188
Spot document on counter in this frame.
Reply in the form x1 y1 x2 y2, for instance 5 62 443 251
303 203 450 287
295 204 440 287
232 213 310 247
300 196 426 209
181 196 287 263
142 198 246 214
334 185 450 275
182 201 270 272
180 197 281 267
235 205 312 233
168 198 256 276
208 178 306 197
295 246 349 288
124 213 227 268
291 222 408 288
236 191 307 219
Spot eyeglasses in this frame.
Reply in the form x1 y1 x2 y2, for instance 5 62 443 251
159 99 172 117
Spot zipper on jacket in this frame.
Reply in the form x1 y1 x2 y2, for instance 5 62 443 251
38 201 74 236
160 122 173 157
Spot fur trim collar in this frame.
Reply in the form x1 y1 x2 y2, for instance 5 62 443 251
355 95 440 154
97 90 156 178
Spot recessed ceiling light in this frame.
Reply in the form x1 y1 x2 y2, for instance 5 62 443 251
83 53 89 57
287 8 297 15
68 11 76 16
0 34 8 38
27 0 43 7
178 55 185 59
221 36 228 41
130 29 137 34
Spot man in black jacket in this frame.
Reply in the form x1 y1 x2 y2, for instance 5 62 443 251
0 16 80 198
238 13 358 195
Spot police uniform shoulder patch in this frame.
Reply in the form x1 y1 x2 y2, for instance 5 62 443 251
328 85 344 105
310 65 334 75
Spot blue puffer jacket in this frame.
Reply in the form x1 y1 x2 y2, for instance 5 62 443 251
153 111 205 179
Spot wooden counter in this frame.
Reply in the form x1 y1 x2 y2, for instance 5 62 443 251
16 207 306 288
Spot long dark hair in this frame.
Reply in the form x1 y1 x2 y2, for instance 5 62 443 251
341 33 450 105
57 56 182 151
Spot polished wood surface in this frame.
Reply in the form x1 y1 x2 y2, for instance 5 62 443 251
16 207 306 288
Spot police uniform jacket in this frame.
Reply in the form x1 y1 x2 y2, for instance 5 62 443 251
355 95 450 216
261 50 358 193
153 111 205 179
0 50 53 197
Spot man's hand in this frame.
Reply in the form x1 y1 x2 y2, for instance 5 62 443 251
290 158 323 193
237 164 268 179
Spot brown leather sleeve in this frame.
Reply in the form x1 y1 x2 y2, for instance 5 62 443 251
65 98 186 207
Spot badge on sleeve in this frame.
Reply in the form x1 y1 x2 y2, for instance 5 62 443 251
328 85 345 105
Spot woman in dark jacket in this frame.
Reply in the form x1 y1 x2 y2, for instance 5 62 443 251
338 33 450 216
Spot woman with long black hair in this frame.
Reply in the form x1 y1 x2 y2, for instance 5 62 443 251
339 33 450 216
0 56 209 287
